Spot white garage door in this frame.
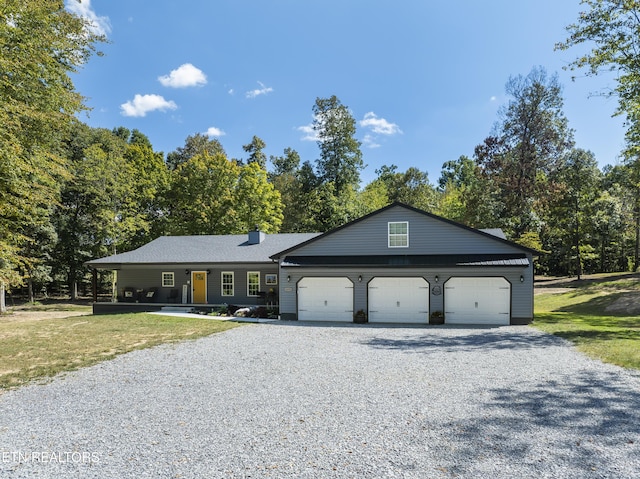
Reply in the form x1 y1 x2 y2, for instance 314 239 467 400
368 277 429 323
298 277 354 322
445 277 510 325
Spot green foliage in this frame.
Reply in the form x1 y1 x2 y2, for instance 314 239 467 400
475 67 573 239
0 0 104 304
556 0 640 159
313 95 364 194
166 133 226 171
543 149 602 277
167 152 283 235
435 157 500 228
374 165 437 211
243 135 267 168
51 125 168 297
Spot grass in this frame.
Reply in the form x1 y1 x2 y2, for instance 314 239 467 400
533 274 640 370
0 311 242 391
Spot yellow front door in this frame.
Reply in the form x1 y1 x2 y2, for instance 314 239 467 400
192 271 207 304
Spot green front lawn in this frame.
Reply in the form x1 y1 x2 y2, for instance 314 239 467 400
533 276 640 370
0 312 242 390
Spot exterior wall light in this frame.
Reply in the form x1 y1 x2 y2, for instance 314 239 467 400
287 275 291 282
358 275 362 282
434 275 439 283
520 275 525 283
185 269 190 275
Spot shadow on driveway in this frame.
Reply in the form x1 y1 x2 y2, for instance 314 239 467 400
439 369 640 477
362 327 563 353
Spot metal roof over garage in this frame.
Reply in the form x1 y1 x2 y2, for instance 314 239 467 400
280 253 530 268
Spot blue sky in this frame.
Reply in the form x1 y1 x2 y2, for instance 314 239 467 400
67 0 626 185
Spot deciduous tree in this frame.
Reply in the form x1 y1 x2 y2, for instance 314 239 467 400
313 96 364 194
0 0 104 309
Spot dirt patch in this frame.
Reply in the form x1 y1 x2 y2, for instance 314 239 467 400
604 292 640 315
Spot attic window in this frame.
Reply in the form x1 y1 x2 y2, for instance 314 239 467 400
388 221 408 248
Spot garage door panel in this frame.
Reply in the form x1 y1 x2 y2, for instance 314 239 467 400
445 277 510 325
298 277 353 322
368 277 429 323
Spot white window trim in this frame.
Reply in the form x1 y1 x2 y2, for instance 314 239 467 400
265 274 278 285
222 271 234 297
388 221 409 248
247 271 260 297
161 272 175 288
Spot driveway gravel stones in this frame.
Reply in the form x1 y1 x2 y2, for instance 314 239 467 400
0 323 639 478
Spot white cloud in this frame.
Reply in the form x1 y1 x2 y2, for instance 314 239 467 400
120 94 177 117
359 112 402 135
158 64 207 88
362 134 381 149
228 88 235 95
65 0 111 36
246 81 273 99
205 126 226 137
490 96 497 102
297 124 318 142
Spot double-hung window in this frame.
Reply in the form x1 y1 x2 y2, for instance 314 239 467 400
162 272 175 287
222 272 234 296
247 272 260 297
388 221 409 248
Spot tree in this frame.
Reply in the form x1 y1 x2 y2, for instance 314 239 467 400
53 127 132 298
167 152 283 235
607 159 640 270
243 135 267 168
268 148 310 232
0 0 104 309
592 190 625 272
313 96 364 193
548 149 602 278
166 133 226 171
235 162 283 233
556 0 640 158
374 165 437 212
436 156 499 228
475 68 574 238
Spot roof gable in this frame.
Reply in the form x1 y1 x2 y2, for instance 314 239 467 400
272 202 537 258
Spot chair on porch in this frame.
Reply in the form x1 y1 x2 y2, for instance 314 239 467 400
144 287 158 303
122 287 135 302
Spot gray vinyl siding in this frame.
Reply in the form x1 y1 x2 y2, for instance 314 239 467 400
116 263 278 305
279 261 533 323
288 208 524 256
278 205 534 323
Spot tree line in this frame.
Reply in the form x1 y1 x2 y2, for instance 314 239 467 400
2 1 640 308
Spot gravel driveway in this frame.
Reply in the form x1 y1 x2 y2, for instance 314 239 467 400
0 323 639 478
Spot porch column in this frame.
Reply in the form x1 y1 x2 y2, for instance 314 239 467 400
92 268 98 303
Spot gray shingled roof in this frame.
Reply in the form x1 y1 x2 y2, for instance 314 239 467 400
85 233 321 268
